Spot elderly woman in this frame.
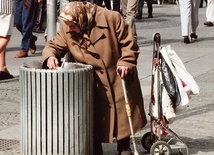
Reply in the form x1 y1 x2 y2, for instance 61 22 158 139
42 2 147 155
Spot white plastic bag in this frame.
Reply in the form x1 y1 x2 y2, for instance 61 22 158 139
161 83 176 123
160 46 190 108
165 45 200 95
150 67 176 123
150 67 159 118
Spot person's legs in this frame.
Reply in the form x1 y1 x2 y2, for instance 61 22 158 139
0 11 13 79
113 0 120 13
191 0 201 34
179 0 191 43
117 137 131 154
21 0 37 52
0 35 13 80
211 0 214 22
199 0 203 7
206 0 212 21
205 0 214 24
14 0 23 30
0 49 6 71
93 140 103 155
15 0 38 57
135 0 144 19
33 3 42 32
40 0 47 31
0 36 10 70
103 0 111 10
95 0 104 7
147 0 153 18
179 0 191 37
125 0 138 41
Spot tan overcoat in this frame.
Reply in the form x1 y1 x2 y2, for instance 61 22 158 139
42 6 147 143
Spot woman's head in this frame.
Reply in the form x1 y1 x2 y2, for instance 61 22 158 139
59 1 97 32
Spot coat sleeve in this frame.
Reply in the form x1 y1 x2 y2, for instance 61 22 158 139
42 22 70 67
114 12 140 71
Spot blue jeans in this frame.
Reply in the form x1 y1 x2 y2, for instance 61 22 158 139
14 0 37 52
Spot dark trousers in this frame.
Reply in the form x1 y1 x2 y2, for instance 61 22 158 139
199 0 207 7
137 0 153 15
117 137 130 153
94 0 111 10
113 0 120 12
93 137 130 154
93 0 120 12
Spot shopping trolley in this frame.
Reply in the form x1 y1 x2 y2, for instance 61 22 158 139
141 33 189 155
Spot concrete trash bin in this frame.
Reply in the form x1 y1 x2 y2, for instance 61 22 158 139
19 62 94 155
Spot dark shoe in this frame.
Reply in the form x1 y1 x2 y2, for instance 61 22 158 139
183 36 190 44
15 50 28 58
148 13 153 18
0 71 13 80
204 21 213 26
29 35 37 54
120 148 133 155
33 28 45 34
135 13 142 19
190 33 198 40
33 22 40 32
117 137 131 154
93 142 103 155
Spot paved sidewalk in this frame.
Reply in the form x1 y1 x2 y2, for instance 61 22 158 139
0 3 214 155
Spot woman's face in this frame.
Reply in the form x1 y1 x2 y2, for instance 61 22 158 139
64 21 81 33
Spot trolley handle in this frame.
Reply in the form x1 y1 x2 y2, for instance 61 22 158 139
153 33 161 45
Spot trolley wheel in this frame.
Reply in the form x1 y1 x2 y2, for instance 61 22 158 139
150 141 172 155
141 132 154 151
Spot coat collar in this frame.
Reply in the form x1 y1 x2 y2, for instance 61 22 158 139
90 7 108 44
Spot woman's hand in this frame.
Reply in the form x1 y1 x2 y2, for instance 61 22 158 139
47 57 59 69
117 66 129 78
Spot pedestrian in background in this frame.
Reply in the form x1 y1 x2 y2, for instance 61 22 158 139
203 0 214 26
42 2 147 155
121 0 138 41
14 0 43 58
179 0 201 44
0 0 14 80
199 0 207 7
93 0 111 10
93 0 120 12
112 0 121 12
33 0 47 33
135 0 153 19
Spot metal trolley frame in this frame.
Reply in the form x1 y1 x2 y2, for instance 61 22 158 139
141 33 189 155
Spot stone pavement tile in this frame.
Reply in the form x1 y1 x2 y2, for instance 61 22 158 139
0 78 20 132
0 138 20 155
0 125 20 141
